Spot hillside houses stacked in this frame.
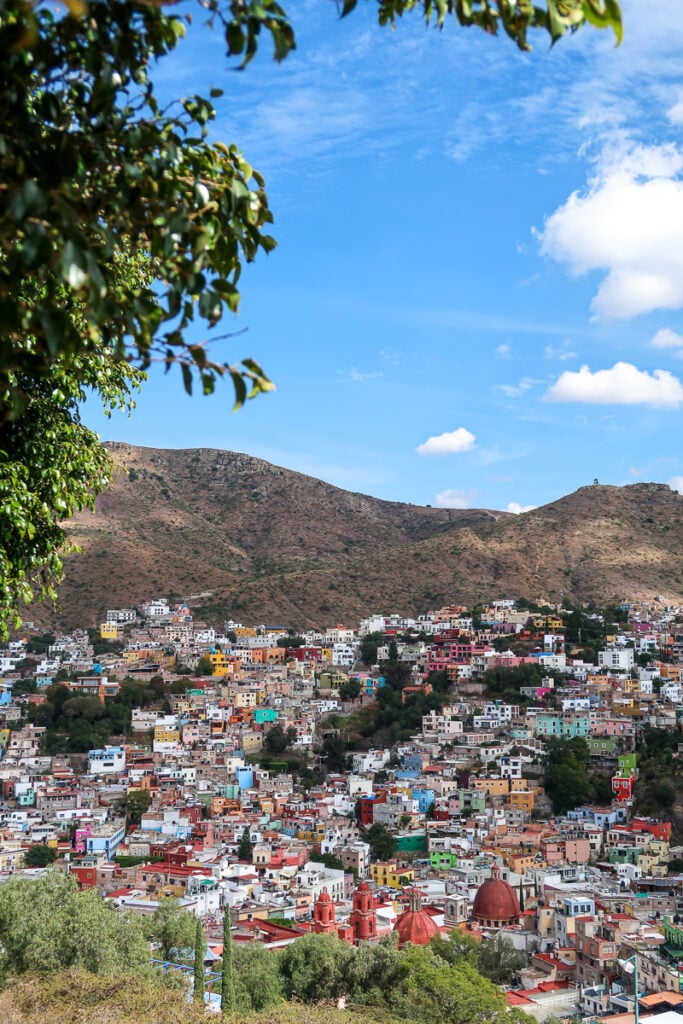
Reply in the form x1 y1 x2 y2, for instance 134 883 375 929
3 597 683 1012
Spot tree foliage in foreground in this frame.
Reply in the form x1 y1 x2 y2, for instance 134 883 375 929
0 0 621 636
0 876 539 1024
0 872 150 977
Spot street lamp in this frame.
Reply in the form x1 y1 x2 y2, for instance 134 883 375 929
618 955 639 1024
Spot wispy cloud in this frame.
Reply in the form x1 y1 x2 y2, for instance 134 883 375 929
434 488 478 509
497 377 542 399
544 340 577 361
336 367 384 383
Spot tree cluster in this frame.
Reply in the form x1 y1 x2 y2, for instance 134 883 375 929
0 872 151 978
372 666 450 743
543 736 613 814
264 722 298 754
633 726 681 815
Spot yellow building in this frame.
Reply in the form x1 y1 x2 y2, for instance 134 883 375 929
240 731 263 754
233 688 264 708
509 790 535 813
370 860 415 889
100 622 119 640
153 724 180 745
296 822 326 843
208 650 235 675
0 841 25 872
472 778 510 797
506 849 536 874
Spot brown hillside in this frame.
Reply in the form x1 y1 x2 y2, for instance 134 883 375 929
39 445 683 629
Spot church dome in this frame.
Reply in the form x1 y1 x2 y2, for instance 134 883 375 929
394 887 439 947
472 865 520 926
318 891 331 903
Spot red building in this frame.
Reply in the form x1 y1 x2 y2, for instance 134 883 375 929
349 881 377 944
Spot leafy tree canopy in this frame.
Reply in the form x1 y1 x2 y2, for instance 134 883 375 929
24 844 57 868
365 822 397 861
144 899 196 963
0 872 150 977
0 0 622 637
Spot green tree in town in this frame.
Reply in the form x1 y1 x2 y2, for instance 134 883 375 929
0 0 622 636
126 788 151 826
542 736 593 814
278 932 354 1002
232 940 283 1011
391 945 531 1024
264 722 297 754
221 907 236 1015
346 934 407 1005
24 844 57 868
429 929 479 968
237 826 253 861
365 823 397 861
195 656 214 677
477 933 525 985
339 678 362 702
145 899 196 963
321 731 348 773
193 918 206 1005
359 633 385 665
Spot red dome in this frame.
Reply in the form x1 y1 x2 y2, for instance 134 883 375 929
393 887 439 947
472 874 520 925
318 891 331 903
395 908 439 946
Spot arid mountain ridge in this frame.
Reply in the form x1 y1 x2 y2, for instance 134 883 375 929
45 442 683 629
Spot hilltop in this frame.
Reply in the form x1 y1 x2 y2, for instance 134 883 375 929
43 443 683 628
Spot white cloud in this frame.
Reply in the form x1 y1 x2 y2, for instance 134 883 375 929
496 344 512 357
506 502 538 515
434 489 477 509
650 328 683 356
497 377 540 399
416 427 476 456
538 141 683 320
669 476 683 495
668 91 683 126
544 361 683 407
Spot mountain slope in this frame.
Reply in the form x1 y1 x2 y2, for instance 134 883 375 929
41 444 683 628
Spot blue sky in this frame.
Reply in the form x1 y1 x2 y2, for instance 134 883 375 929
85 1 683 514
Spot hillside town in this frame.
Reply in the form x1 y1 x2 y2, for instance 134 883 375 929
2 596 683 1019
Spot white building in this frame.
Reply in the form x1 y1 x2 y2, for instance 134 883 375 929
88 745 126 776
599 648 634 671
